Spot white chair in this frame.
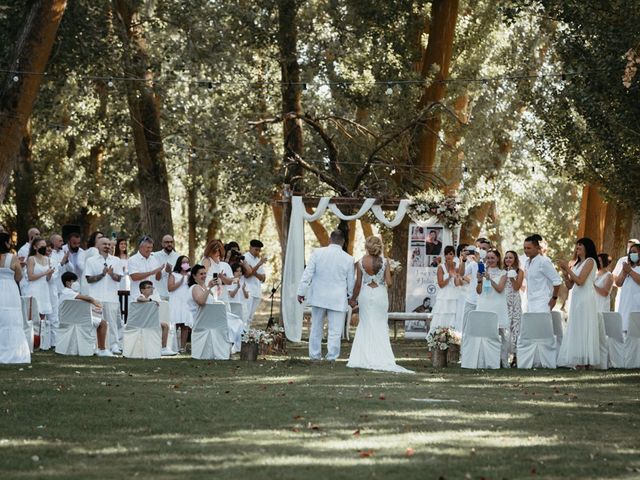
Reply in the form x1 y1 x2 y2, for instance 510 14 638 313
123 302 162 359
228 303 245 323
600 313 626 368
551 311 564 351
517 313 557 369
461 311 501 369
191 303 232 360
20 296 37 353
55 300 97 356
625 312 640 369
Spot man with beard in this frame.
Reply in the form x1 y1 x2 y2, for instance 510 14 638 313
153 234 180 301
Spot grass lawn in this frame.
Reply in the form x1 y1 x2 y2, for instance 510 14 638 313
1 340 639 480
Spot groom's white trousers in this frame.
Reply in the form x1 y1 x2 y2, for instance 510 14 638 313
309 307 344 360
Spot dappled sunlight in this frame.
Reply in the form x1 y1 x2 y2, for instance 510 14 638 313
0 438 57 448
372 409 533 422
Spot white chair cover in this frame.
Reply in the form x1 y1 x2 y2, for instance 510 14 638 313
55 300 97 356
228 303 245 323
461 311 501 369
551 311 563 350
191 303 232 360
625 312 640 369
20 296 36 353
601 312 625 368
517 313 557 369
123 302 162 359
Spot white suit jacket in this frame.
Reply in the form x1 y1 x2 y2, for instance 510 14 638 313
297 244 355 312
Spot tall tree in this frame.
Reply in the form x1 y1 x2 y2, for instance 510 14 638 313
0 0 67 204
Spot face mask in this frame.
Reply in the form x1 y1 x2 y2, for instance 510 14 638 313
181 262 190 271
71 281 80 292
630 253 639 263
479 249 487 260
37 246 47 255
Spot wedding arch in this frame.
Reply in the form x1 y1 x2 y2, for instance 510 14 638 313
281 195 457 341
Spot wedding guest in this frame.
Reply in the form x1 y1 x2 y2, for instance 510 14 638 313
614 242 640 332
59 271 111 357
476 249 510 367
0 232 30 364
201 239 232 300
429 246 461 334
459 245 480 328
503 250 524 367
135 280 176 356
27 238 55 349
523 236 562 312
115 237 129 264
80 231 104 294
18 227 40 295
45 240 60 349
228 261 250 322
558 238 601 369
62 232 86 281
168 255 194 353
243 239 267 326
128 236 163 299
612 238 640 310
594 253 614 312
154 234 180 301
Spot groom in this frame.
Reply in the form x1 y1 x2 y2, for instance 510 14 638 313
297 230 355 361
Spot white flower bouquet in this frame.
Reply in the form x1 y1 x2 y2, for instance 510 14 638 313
409 191 462 229
387 259 403 273
426 326 461 351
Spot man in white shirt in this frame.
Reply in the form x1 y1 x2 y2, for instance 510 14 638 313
62 232 86 279
612 238 640 310
297 230 355 361
523 236 562 312
243 239 267 326
459 238 491 325
153 234 180 301
128 236 163 300
85 237 123 354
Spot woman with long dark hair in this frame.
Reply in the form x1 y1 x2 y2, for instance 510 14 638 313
594 253 614 312
168 255 194 352
504 250 524 367
558 237 601 369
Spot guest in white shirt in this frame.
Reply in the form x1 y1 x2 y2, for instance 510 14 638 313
153 234 180 301
136 280 176 356
243 239 267 326
59 271 112 356
523 236 562 312
62 232 86 280
85 237 123 354
614 243 640 332
459 238 491 328
128 236 163 299
612 238 640 311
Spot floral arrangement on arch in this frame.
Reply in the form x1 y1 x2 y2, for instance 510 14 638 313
426 326 461 351
409 191 462 229
387 259 403 273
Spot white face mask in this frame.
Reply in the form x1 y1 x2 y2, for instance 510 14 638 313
479 249 487 260
630 253 639 263
71 281 80 292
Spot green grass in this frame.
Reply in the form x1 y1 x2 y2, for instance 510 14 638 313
1 341 639 480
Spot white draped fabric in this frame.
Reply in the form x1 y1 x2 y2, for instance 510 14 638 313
282 196 411 342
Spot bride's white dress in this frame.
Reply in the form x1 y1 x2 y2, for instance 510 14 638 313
347 258 414 374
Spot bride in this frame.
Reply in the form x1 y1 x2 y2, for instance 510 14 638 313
347 236 413 374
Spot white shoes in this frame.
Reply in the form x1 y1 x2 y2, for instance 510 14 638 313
111 346 122 355
161 347 177 356
97 349 114 357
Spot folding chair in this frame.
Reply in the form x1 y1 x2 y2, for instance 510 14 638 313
56 300 97 356
461 310 501 369
625 312 640 369
191 303 232 360
517 312 556 369
601 312 625 368
123 302 162 359
20 296 36 353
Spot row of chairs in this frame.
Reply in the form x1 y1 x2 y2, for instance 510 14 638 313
461 310 640 369
20 297 232 360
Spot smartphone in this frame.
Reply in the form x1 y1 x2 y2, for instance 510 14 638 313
212 273 218 279
477 262 485 274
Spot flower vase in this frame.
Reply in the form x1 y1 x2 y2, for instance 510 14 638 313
447 344 460 364
432 348 448 368
240 342 259 361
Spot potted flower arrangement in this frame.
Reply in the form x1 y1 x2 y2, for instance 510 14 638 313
426 326 461 368
261 324 287 356
241 329 268 361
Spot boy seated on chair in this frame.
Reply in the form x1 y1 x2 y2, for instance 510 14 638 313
136 280 176 356
59 271 112 357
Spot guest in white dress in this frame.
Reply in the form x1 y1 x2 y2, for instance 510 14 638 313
557 238 601 369
227 262 250 324
614 242 640 332
475 249 510 367
27 238 55 349
347 236 413 374
504 250 524 367
168 255 194 353
201 239 233 301
594 253 614 313
429 246 461 333
0 233 30 364
115 236 130 277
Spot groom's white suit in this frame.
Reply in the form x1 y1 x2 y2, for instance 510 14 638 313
297 243 355 360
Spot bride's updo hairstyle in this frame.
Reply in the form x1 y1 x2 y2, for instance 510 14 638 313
365 236 383 257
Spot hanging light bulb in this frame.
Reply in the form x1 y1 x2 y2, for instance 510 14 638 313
12 75 19 82
107 77 114 87
385 83 393 95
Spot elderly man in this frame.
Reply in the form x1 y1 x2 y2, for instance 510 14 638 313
243 239 267 326
128 236 164 300
153 234 180 301
85 237 123 354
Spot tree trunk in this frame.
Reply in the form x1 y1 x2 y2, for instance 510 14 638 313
460 200 492 244
361 219 373 239
440 93 471 194
187 152 197 261
13 120 38 245
389 217 411 312
346 220 357 256
205 158 220 242
577 184 606 249
113 0 173 243
412 0 459 176
0 0 67 203
603 202 632 261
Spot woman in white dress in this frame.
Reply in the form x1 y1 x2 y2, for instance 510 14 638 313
504 250 524 367
614 243 640 332
558 237 601 368
168 255 194 353
27 238 55 349
594 253 614 313
0 233 30 364
429 246 461 333
347 236 413 374
475 249 509 367
227 262 249 324
201 239 233 301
